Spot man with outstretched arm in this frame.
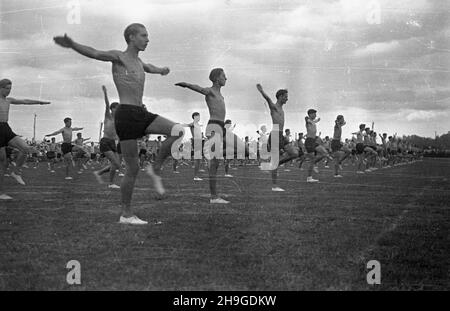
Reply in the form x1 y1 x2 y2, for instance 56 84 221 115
54 23 182 225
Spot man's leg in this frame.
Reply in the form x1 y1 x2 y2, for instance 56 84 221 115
64 153 72 178
145 116 181 174
119 140 140 217
209 158 219 198
0 147 8 197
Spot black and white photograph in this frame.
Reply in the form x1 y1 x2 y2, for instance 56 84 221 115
0 0 449 296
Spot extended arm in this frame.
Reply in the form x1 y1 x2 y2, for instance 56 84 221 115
54 34 120 62
45 128 63 137
72 127 84 131
140 60 170 75
8 98 50 105
102 86 111 119
175 82 211 96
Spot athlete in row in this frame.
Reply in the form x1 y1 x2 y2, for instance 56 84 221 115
54 23 182 224
0 79 50 200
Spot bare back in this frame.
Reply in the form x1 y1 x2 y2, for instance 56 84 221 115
112 52 145 106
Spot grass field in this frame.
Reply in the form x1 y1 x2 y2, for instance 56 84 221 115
0 158 449 290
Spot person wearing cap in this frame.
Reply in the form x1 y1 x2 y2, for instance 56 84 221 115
45 118 83 180
0 78 50 200
331 115 351 177
304 109 331 183
256 83 299 191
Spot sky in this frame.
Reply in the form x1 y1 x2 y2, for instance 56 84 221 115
1 0 449 142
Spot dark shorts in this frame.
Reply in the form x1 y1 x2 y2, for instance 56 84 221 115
47 151 56 159
6 147 13 159
61 142 73 155
57 153 62 159
0 122 17 148
116 142 121 155
114 104 158 141
305 137 318 154
90 153 96 160
267 132 289 153
139 149 147 156
99 137 117 154
356 143 365 154
331 139 343 152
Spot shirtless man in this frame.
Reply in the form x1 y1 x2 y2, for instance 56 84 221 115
330 115 351 177
185 112 204 181
256 84 298 191
73 132 91 173
54 23 182 225
0 78 50 200
93 86 121 189
304 109 331 182
45 118 83 180
45 137 59 173
175 68 247 203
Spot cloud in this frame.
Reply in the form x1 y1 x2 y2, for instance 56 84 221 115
353 40 401 57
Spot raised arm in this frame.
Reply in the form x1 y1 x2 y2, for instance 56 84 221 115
8 98 50 105
175 82 211 96
72 127 84 131
140 59 170 75
256 84 275 109
54 34 120 62
102 86 111 119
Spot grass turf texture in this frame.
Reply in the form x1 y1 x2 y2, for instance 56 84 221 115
0 158 448 290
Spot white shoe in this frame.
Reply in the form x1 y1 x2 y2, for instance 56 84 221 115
118 173 125 177
365 169 371 172
307 177 319 183
50 170 55 173
313 166 319 174
82 164 88 170
356 171 365 174
284 169 291 172
334 174 343 178
4 174 10 177
77 170 83 174
224 174 233 178
93 171 104 184
324 166 330 169
0 194 13 200
210 197 230 204
193 177 203 181
272 187 285 192
22 164 29 169
10 172 25 185
173 171 180 174
65 176 73 180
108 184 120 189
199 169 206 173
145 165 165 195
119 215 148 225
